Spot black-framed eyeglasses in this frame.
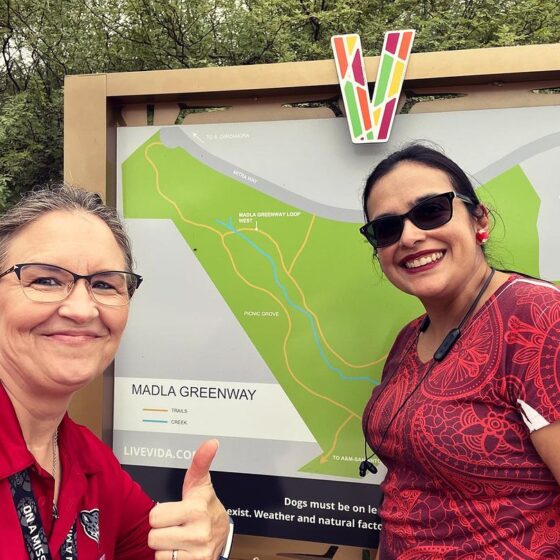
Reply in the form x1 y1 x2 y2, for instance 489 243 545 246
359 191 473 249
0 263 143 307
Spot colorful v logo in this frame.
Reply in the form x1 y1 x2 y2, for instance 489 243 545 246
331 31 415 143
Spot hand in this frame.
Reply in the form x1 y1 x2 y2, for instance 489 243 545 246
148 439 230 560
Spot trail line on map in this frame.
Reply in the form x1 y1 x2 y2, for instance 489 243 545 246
320 413 355 464
289 214 316 274
144 143 224 238
143 143 361 421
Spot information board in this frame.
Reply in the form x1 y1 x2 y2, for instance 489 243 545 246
114 106 559 548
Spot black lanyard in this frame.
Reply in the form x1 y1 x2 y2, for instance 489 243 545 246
9 468 77 560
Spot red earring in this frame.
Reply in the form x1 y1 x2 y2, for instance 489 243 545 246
476 230 489 244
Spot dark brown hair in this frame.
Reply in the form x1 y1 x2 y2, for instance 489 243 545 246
362 143 483 222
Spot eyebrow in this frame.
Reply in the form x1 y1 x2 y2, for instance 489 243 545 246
373 192 445 220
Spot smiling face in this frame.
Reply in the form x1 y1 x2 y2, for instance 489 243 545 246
365 161 488 304
0 210 129 398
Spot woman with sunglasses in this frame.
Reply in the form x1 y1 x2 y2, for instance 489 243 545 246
0 185 232 559
360 144 560 559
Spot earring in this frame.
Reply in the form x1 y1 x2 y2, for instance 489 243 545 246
476 230 489 244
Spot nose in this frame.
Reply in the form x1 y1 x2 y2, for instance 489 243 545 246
57 279 99 322
399 217 426 248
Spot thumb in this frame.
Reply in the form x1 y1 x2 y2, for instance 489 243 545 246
182 439 219 498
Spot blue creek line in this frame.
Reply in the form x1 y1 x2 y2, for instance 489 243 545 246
217 218 377 385
142 419 169 423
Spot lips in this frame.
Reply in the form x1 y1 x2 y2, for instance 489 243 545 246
42 331 102 343
401 250 444 269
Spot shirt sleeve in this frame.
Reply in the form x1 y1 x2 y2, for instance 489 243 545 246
503 281 560 429
114 467 155 559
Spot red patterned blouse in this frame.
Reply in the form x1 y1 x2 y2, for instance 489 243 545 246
364 275 560 559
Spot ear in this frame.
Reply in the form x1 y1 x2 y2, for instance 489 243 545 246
473 204 489 231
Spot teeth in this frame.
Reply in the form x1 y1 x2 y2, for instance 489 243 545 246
404 251 443 269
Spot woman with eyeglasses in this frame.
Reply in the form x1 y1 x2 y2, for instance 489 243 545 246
0 185 232 559
360 144 560 559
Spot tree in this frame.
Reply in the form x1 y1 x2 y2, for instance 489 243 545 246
1 0 559 210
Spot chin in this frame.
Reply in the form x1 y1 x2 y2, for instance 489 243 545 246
47 363 105 392
392 274 448 300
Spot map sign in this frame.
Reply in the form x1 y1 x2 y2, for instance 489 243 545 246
114 106 559 548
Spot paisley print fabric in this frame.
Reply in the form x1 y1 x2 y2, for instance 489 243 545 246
363 276 560 559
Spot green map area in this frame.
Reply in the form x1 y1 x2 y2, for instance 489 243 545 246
122 130 544 479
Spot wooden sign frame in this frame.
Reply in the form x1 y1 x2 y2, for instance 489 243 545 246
64 42 560 559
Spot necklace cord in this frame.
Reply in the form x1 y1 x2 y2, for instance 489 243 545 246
52 429 59 519
457 268 495 330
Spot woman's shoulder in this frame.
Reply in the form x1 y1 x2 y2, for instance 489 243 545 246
491 273 560 332
495 273 560 306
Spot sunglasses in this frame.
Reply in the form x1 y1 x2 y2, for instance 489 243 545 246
360 191 473 249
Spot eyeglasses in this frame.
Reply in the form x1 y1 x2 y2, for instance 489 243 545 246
359 191 473 249
0 263 143 306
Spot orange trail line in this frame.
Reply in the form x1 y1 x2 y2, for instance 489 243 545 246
144 143 223 237
288 214 316 274
320 413 355 463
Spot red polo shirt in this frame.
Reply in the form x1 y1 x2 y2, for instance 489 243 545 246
0 383 155 559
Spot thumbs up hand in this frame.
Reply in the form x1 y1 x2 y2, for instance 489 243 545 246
148 439 230 560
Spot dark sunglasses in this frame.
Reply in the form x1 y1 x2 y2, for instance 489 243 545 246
360 191 473 249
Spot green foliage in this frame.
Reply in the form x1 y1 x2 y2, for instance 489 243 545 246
0 90 63 207
1 0 559 211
